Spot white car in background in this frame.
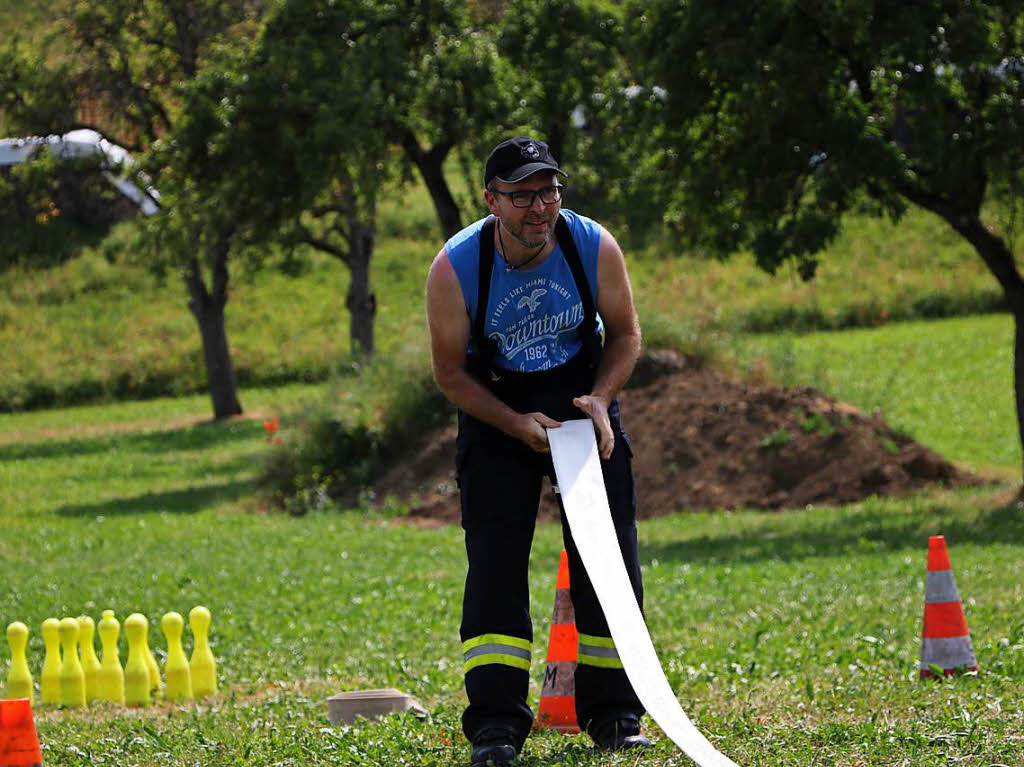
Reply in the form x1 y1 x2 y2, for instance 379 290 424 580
0 128 159 216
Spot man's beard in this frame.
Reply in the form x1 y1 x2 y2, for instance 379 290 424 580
500 214 556 249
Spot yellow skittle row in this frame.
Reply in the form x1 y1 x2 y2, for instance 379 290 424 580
4 605 218 707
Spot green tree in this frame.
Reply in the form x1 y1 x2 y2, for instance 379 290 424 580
281 166 389 358
2 1 264 417
0 41 76 136
489 0 666 240
175 0 511 359
135 152 247 419
60 0 262 149
400 21 509 239
166 0 434 361
496 0 620 171
635 0 1024 482
67 0 263 418
0 41 108 264
0 151 125 267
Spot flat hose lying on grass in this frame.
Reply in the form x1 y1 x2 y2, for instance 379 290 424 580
549 419 740 767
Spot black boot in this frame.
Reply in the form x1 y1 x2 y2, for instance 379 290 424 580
591 717 650 751
470 728 518 766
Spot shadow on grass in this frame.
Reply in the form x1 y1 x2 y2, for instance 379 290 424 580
0 419 261 462
641 497 1024 566
53 477 255 517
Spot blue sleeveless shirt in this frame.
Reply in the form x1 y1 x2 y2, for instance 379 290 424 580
446 209 603 373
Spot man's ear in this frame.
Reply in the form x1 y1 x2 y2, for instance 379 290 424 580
484 189 499 217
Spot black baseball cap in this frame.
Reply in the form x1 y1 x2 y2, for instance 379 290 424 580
484 136 568 187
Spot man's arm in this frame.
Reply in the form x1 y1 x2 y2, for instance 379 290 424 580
572 227 642 459
425 248 560 453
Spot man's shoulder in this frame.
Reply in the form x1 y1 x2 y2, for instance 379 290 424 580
558 209 603 260
559 208 599 229
445 215 491 263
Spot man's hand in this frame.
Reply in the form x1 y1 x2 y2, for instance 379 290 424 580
573 394 614 459
513 412 562 453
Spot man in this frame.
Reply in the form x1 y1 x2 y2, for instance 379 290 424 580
425 136 648 766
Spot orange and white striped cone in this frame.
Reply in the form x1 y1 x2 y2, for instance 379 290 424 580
920 535 978 679
536 549 580 733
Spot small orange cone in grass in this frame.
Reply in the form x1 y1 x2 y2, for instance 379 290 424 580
0 698 44 767
536 549 580 733
920 535 978 679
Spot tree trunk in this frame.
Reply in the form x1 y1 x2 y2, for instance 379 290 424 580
401 132 462 240
1015 313 1024 494
346 208 377 358
545 123 566 169
183 248 242 419
898 184 1024 484
944 211 1024 483
960 219 1024 485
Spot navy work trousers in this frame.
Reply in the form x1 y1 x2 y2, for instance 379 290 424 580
456 353 645 748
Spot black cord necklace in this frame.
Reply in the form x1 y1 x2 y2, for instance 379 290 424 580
498 223 547 272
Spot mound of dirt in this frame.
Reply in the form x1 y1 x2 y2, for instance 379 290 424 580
375 352 976 525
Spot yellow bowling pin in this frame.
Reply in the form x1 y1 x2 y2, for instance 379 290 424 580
40 618 62 704
188 606 218 698
77 615 102 703
5 621 33 700
123 613 151 706
58 617 86 707
161 612 192 701
143 626 161 695
97 610 125 704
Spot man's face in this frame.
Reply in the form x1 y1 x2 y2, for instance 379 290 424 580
484 171 562 249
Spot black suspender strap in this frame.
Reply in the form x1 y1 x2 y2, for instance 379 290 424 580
470 217 499 381
475 218 496 347
555 214 602 367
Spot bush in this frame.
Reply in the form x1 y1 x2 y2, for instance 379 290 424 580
259 352 451 511
727 290 1007 334
0 152 122 266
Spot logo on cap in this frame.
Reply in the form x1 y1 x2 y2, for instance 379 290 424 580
521 142 540 159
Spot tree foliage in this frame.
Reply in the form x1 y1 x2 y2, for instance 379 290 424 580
0 152 118 266
55 1 270 418
634 0 1023 276
400 18 510 237
634 0 1024 479
496 0 620 164
487 0 668 241
0 41 77 136
59 0 263 149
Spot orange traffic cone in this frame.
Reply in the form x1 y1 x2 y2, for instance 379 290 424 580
0 698 43 767
920 535 978 679
536 549 580 733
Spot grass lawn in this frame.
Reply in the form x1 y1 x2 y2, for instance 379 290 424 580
6 495 1024 766
2 317 1023 766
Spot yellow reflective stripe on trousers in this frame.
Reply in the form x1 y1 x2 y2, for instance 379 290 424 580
578 633 616 648
462 633 532 672
578 633 623 668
